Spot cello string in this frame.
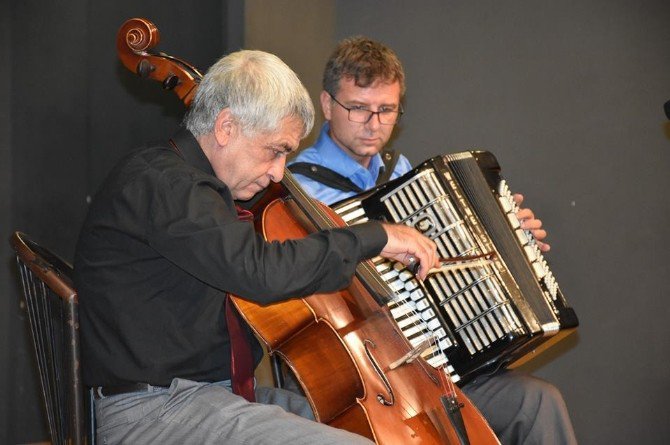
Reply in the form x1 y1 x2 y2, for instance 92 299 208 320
283 169 474 422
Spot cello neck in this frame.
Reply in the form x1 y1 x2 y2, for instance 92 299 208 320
281 170 395 306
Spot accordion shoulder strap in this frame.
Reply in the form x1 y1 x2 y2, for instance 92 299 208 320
288 149 400 194
288 162 364 193
377 149 400 185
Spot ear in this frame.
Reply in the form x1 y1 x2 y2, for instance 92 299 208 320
213 108 235 147
320 90 333 121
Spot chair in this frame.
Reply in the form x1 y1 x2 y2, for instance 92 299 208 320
10 232 95 445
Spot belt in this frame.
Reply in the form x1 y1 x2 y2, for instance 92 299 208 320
93 383 167 400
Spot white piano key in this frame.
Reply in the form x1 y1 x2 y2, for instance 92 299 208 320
410 288 425 301
389 279 405 292
415 299 430 311
438 338 453 350
380 269 399 282
408 332 433 347
398 270 414 281
402 324 428 339
340 208 367 223
405 279 419 291
390 302 416 318
427 318 442 330
421 308 435 320
427 355 448 368
395 314 424 329
388 290 411 305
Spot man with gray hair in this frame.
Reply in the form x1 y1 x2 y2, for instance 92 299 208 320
74 49 439 444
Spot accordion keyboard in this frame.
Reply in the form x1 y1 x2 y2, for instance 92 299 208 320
336 168 526 383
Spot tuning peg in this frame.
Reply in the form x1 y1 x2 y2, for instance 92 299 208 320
162 74 180 90
136 59 155 78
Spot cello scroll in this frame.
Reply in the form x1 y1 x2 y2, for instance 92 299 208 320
116 18 202 106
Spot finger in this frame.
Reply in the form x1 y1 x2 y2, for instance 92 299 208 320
516 207 535 221
407 242 437 281
512 193 524 206
520 218 543 231
529 228 547 241
535 239 551 252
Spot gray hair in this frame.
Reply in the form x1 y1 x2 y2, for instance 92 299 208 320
184 50 314 138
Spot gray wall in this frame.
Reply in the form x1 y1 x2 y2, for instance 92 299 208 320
334 2 670 443
246 0 670 443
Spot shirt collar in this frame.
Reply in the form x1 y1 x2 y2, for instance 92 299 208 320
169 127 216 177
313 123 384 181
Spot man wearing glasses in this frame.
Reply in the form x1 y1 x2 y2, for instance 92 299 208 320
288 37 411 205
289 36 577 444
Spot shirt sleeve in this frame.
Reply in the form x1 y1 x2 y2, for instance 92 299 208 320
144 170 388 304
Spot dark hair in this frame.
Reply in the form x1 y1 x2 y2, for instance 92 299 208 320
322 36 405 96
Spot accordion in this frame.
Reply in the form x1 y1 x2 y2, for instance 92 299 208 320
332 151 578 385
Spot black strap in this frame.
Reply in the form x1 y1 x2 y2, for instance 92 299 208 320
288 150 400 193
377 149 400 185
288 162 364 193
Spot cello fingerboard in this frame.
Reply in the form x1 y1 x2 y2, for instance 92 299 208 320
333 151 578 384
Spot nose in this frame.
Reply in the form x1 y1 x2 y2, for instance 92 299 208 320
268 156 286 183
364 111 382 130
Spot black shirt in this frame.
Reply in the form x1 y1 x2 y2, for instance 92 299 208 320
74 128 387 387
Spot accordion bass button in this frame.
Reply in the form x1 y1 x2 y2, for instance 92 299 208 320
498 196 513 213
507 212 521 229
524 245 538 261
532 261 547 279
516 228 530 244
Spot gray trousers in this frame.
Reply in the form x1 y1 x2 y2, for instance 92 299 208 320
462 370 578 445
95 371 577 444
94 378 373 445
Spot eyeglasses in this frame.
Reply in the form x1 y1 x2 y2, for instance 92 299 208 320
328 93 403 125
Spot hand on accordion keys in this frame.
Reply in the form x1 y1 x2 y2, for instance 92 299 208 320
513 193 551 252
379 223 441 281
407 253 497 277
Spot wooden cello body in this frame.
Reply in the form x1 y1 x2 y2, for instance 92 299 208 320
116 18 499 444
235 181 499 443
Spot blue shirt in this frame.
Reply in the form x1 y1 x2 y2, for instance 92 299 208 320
289 123 412 205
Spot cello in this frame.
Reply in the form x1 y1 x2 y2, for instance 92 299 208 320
117 18 499 444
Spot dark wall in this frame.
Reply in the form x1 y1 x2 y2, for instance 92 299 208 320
0 2 13 442
1 1 242 442
245 0 670 443
329 1 669 444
